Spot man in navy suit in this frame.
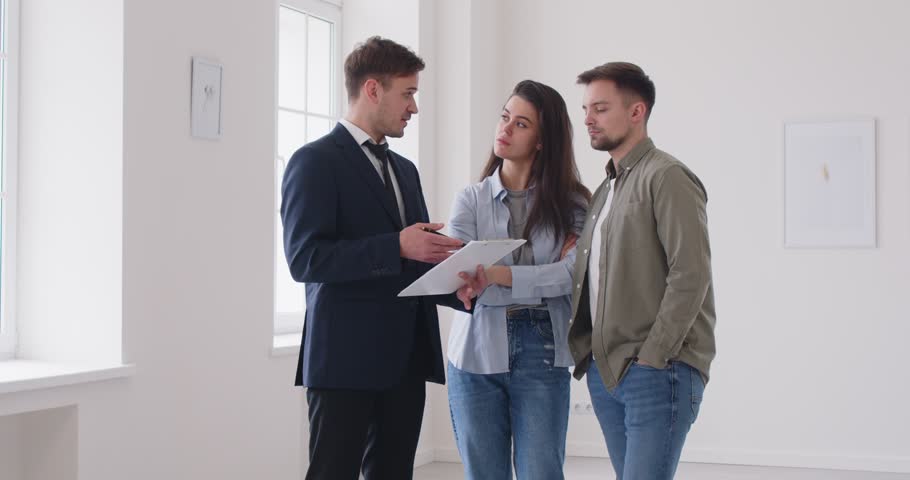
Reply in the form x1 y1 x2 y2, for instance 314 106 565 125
280 36 467 480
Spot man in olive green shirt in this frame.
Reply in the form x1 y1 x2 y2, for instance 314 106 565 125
568 62 716 480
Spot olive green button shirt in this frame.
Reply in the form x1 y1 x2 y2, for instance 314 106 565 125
568 138 716 391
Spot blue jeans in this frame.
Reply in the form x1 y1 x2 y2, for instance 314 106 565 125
587 359 705 480
447 309 570 480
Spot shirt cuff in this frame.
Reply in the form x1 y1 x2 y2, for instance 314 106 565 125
638 335 672 369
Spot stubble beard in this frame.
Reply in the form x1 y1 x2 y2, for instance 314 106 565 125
591 134 624 152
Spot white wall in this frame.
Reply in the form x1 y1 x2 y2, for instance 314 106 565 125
427 0 910 473
1 406 80 480
19 406 77 480
120 0 300 477
0 413 25 478
3 0 304 478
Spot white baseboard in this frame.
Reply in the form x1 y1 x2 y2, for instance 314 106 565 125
433 448 462 463
414 447 435 468
680 446 910 474
565 441 607 459
425 445 910 474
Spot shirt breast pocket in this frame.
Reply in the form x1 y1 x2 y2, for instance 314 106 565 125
613 201 655 250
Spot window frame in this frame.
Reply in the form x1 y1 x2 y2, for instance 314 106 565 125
273 0 343 336
0 0 20 359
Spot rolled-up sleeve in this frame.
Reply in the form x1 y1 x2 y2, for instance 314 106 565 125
510 247 577 299
508 205 587 300
447 187 477 243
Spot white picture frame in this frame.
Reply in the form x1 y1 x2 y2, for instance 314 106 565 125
784 119 876 248
191 57 223 140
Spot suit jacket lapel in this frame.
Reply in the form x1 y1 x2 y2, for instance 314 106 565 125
332 124 403 229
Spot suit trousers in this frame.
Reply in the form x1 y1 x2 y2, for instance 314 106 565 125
305 378 426 480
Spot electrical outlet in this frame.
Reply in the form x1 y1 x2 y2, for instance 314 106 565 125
571 402 595 415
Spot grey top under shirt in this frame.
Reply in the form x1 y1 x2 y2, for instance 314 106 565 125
504 189 546 311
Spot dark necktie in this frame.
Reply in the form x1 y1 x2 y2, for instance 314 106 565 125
363 141 402 227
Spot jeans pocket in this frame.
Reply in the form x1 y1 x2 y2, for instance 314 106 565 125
631 358 666 371
533 317 555 340
690 368 705 420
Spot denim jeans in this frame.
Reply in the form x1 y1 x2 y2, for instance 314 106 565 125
447 309 570 480
586 359 705 480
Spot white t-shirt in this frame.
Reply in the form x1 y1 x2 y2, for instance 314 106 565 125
588 178 616 328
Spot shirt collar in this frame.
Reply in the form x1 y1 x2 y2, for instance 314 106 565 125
490 166 507 200
489 166 536 201
339 118 387 148
607 137 655 179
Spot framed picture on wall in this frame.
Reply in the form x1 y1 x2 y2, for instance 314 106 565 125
783 119 876 248
191 57 223 140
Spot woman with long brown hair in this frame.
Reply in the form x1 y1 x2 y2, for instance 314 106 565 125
446 80 591 479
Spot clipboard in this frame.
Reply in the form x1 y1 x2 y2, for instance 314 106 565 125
398 239 526 297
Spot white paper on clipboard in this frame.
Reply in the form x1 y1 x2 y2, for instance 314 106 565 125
398 239 526 297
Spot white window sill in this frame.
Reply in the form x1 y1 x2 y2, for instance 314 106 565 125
0 360 135 395
272 333 301 357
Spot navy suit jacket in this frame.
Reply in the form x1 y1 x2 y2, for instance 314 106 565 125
281 124 464 390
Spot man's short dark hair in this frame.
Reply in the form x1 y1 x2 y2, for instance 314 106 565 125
577 62 656 121
344 36 425 100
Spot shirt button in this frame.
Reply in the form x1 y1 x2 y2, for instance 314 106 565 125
583 249 588 254
591 214 597 220
576 283 581 289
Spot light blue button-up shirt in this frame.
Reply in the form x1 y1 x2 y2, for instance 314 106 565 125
446 168 587 374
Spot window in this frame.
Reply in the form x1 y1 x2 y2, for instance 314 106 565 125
0 0 19 359
274 0 341 335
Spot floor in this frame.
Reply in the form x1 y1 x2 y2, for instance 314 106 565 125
414 458 910 480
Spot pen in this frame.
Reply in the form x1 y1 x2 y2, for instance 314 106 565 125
421 227 466 247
